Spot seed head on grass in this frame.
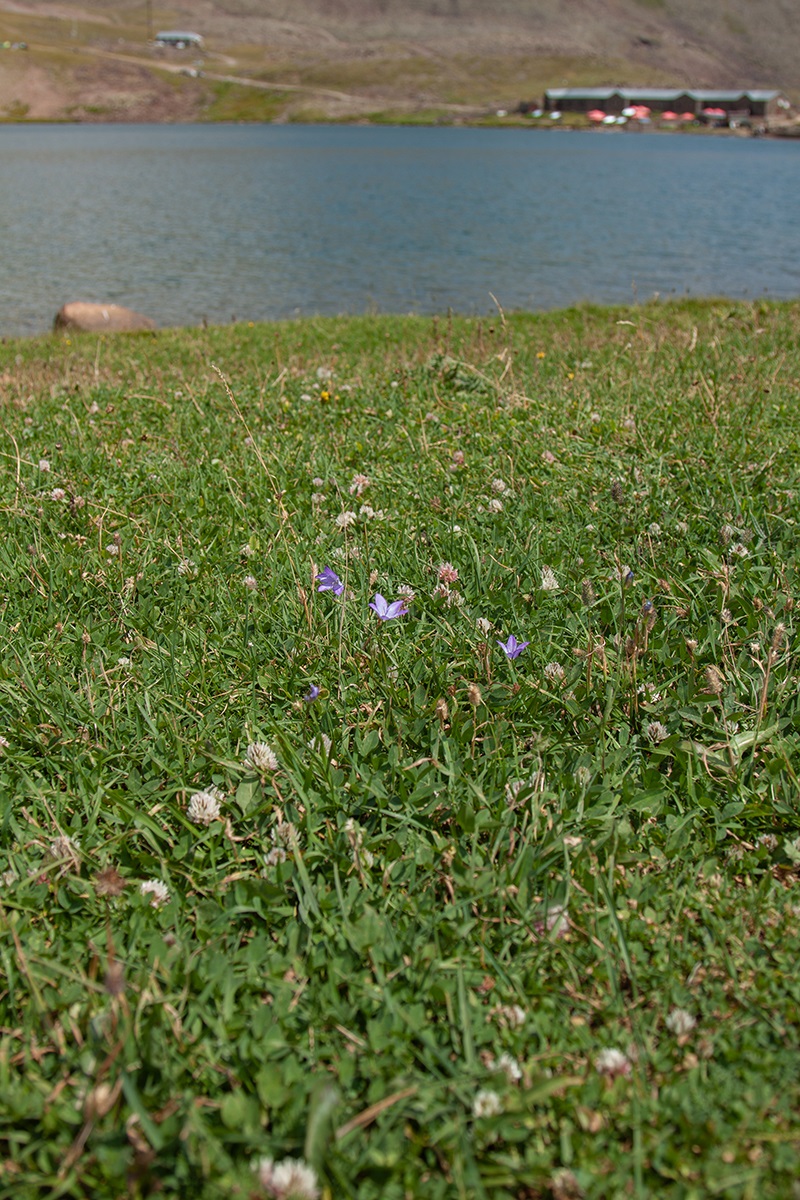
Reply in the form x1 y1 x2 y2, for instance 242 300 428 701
541 566 559 591
704 665 725 695
94 866 127 898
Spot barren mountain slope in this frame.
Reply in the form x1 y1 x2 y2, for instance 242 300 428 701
0 0 796 121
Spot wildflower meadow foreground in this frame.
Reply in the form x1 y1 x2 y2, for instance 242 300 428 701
1 301 799 1199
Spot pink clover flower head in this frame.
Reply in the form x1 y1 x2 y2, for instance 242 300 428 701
316 566 344 595
498 634 529 659
369 593 408 621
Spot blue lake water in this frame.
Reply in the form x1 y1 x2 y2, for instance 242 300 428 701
0 123 797 337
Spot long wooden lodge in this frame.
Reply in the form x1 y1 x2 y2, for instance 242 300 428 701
543 88 783 119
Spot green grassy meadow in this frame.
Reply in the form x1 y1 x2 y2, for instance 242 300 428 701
1 301 799 1199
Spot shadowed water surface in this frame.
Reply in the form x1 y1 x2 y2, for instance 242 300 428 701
1 124 798 336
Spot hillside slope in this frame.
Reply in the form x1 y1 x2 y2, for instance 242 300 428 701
0 0 797 122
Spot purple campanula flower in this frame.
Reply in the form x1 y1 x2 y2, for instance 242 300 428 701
304 684 321 702
498 634 530 659
316 566 344 595
369 593 408 621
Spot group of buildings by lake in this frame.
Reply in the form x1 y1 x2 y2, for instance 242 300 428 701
530 87 789 131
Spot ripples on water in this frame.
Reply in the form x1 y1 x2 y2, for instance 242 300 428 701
0 124 798 336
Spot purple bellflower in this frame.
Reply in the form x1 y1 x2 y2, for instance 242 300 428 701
304 684 321 702
316 566 344 595
498 634 530 659
369 593 409 621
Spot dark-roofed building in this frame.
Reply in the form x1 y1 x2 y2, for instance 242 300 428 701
544 88 782 118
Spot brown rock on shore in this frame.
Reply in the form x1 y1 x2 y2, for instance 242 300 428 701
54 302 156 334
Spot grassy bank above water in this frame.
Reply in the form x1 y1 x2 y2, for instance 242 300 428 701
1 301 799 1199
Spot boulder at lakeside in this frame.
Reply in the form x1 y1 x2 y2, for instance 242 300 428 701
54 302 156 333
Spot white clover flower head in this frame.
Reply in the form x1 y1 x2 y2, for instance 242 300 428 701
758 833 778 851
38 458 50 472
595 1048 631 1078
243 575 258 591
308 733 332 757
493 1002 526 1030
254 1155 320 1200
344 817 364 847
431 582 463 607
312 476 324 487
272 820 296 849
646 720 669 744
117 656 131 666
472 1088 503 1119
730 542 749 558
665 1007 696 1036
544 661 566 684
397 584 415 601
311 492 326 507
494 1051 522 1083
316 366 333 381
106 544 119 557
488 497 503 513
359 504 375 519
491 478 507 493
265 846 288 867
140 879 170 907
541 566 559 591
240 542 255 557
476 617 493 635
349 473 371 496
335 511 357 528
438 562 459 584
575 765 592 788
177 558 197 578
622 416 636 431
51 487 66 501
532 902 569 939
675 520 689 535
187 789 222 826
0 736 9 754
245 741 279 773
0 868 15 887
719 523 735 545
49 834 80 865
